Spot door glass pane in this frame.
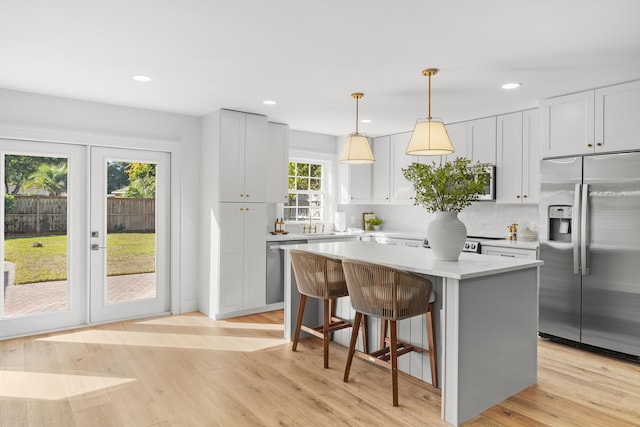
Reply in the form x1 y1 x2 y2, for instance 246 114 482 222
4 155 69 317
105 161 156 304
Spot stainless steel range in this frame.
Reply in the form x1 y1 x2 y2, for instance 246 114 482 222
422 238 482 253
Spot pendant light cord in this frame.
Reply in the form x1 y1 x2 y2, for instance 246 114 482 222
427 72 432 120
355 95 359 135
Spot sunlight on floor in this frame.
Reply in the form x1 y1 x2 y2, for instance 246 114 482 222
138 316 284 331
0 370 135 400
38 329 288 352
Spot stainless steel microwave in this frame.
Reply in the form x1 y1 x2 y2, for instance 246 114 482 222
476 165 496 200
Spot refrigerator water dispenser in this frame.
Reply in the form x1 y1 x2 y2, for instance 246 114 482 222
549 205 572 242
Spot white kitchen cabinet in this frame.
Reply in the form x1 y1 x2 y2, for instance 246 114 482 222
468 116 497 165
595 80 640 153
444 121 469 162
266 122 289 203
390 131 417 205
371 135 391 204
481 245 538 260
219 202 267 314
346 163 372 204
443 117 495 165
541 90 595 158
497 109 540 204
220 109 268 202
542 80 640 158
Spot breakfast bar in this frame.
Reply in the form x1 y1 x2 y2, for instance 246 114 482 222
283 240 543 426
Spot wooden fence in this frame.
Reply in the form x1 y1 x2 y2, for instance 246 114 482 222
4 196 155 235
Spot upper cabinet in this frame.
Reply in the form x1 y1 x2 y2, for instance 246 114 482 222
468 117 497 165
541 91 595 158
390 132 418 205
347 163 372 204
444 122 469 162
542 80 640 158
220 110 268 202
444 117 496 165
371 136 391 204
595 80 640 153
497 109 540 204
266 122 290 204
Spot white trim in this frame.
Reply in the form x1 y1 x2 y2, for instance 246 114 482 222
288 150 338 226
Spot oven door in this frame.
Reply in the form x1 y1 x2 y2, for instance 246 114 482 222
476 165 496 200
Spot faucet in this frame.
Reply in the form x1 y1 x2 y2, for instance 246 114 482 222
303 214 317 233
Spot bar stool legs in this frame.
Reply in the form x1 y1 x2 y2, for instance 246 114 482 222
292 294 368 369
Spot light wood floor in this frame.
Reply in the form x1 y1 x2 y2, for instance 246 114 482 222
1 310 639 426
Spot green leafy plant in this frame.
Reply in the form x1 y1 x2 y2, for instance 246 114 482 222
402 157 489 213
4 194 16 213
365 217 384 227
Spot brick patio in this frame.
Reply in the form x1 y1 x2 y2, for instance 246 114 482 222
3 273 156 317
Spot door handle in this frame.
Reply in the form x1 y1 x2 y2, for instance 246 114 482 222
581 184 589 276
573 183 581 275
91 244 107 251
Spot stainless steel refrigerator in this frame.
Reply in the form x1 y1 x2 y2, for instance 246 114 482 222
539 152 640 358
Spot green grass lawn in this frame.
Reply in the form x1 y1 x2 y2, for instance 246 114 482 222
4 233 155 284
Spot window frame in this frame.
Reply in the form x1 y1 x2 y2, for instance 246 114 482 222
284 158 329 224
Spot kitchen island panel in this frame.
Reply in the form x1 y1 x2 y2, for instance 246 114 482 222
283 241 541 426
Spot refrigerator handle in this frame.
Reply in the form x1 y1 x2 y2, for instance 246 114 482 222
573 183 581 275
581 183 589 276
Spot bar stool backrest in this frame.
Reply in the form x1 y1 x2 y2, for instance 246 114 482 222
289 250 349 299
341 259 432 321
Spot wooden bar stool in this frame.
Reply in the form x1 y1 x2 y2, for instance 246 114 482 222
289 250 368 368
341 259 437 406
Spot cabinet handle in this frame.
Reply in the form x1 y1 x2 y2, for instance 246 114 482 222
516 195 521 198
245 207 250 211
386 197 389 200
246 194 249 198
596 143 602 147
523 195 528 198
500 254 516 258
587 144 593 148
240 207 244 211
240 194 244 197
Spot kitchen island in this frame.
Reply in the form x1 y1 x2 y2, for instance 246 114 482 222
283 240 543 426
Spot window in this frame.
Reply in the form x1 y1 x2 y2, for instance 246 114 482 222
284 161 323 222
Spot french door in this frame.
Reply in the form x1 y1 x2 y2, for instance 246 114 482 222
1 140 87 338
89 147 170 323
1 141 171 338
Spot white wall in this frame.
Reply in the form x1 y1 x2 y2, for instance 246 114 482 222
0 88 201 313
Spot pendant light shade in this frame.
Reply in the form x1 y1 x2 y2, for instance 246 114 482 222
406 68 454 156
339 93 374 164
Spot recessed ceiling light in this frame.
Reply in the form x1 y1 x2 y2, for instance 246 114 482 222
361 119 372 124
502 82 521 90
263 100 276 105
132 75 151 82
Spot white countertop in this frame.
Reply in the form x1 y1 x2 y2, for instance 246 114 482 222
266 232 362 242
283 240 542 280
267 229 539 250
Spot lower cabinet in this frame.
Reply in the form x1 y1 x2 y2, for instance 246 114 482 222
481 245 538 260
219 202 266 314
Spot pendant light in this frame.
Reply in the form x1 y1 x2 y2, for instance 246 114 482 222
339 93 374 164
406 68 455 156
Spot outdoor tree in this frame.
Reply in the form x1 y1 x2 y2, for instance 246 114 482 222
107 161 130 194
125 163 156 198
4 155 64 195
23 163 68 196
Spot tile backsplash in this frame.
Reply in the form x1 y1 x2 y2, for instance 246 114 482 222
337 202 539 239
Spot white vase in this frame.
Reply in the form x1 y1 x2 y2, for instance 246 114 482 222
427 211 467 261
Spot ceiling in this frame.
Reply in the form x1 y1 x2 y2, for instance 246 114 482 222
1 0 640 137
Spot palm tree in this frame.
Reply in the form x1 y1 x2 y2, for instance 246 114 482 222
23 163 68 196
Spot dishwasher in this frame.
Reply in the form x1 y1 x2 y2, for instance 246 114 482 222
266 240 307 304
